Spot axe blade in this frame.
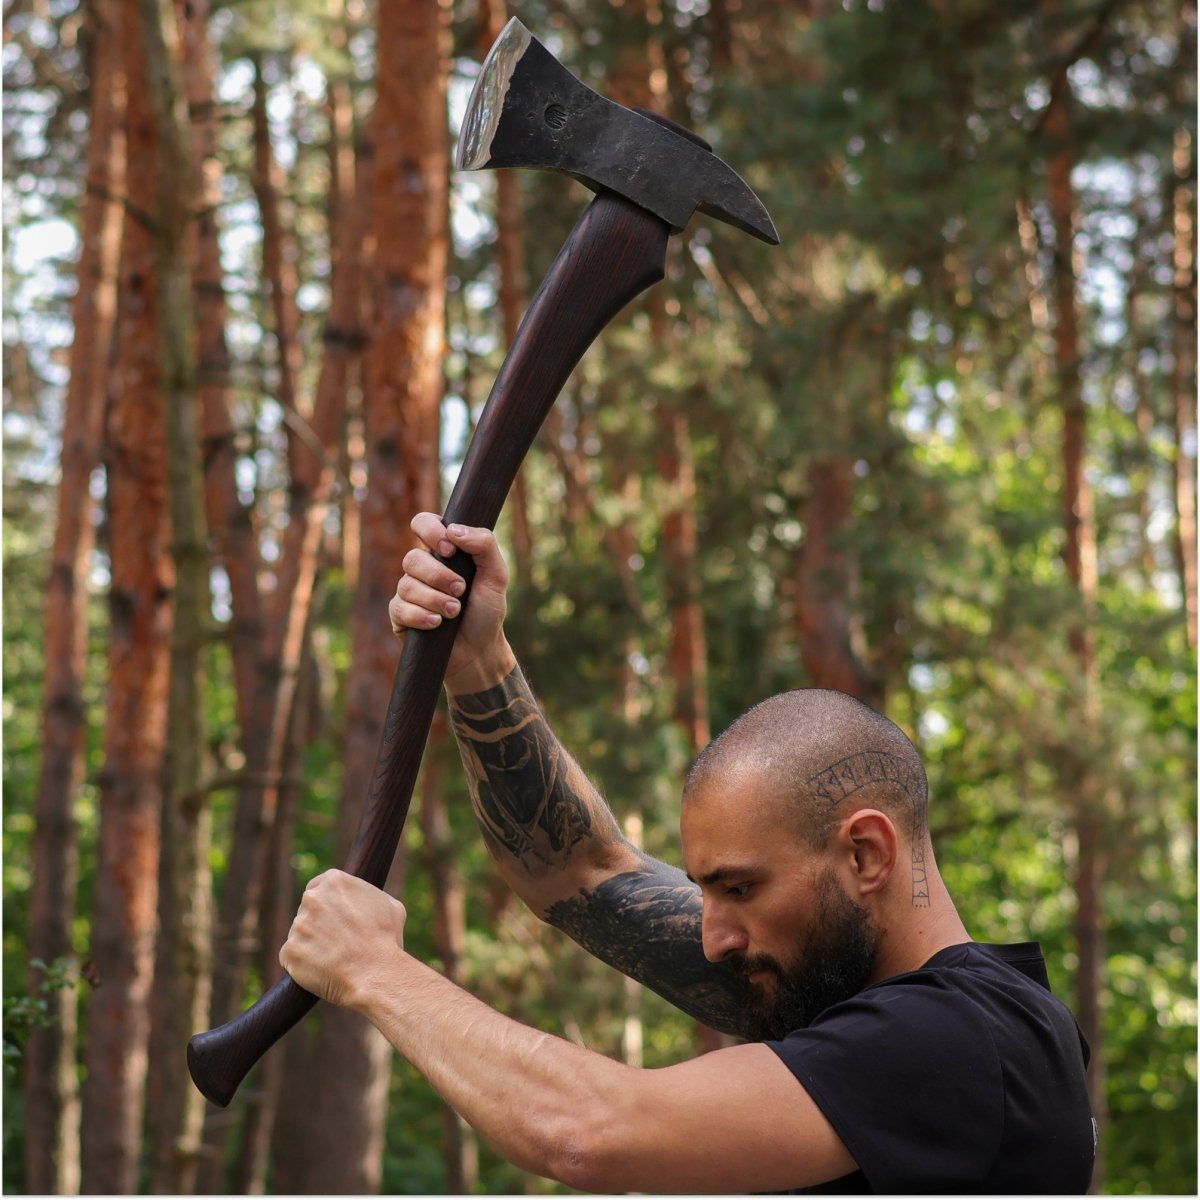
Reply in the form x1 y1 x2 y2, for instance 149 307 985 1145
458 17 779 246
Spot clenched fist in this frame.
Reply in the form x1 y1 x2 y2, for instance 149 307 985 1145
279 870 408 1011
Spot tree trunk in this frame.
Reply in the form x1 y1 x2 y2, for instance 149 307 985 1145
658 402 711 754
280 0 450 1190
174 0 273 1187
25 2 125 1192
1044 89 1107 1189
251 50 309 438
1171 119 1197 648
795 454 874 702
233 637 320 1195
200 15 367 1186
419 711 478 1192
133 0 215 1192
80 3 172 1190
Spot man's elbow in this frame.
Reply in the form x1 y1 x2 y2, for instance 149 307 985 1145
538 1102 636 1194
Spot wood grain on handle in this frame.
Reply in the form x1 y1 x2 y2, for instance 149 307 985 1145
187 189 671 1107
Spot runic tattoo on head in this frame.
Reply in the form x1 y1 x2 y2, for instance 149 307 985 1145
807 750 925 808
807 752 931 908
448 667 619 878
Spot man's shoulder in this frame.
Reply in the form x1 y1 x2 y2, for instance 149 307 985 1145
765 942 1095 1193
877 940 1086 1048
769 940 1083 1080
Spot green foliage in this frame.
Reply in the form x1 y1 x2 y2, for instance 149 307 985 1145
3 0 1196 1192
3 958 78 1071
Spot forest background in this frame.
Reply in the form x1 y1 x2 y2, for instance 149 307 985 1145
2 0 1196 1194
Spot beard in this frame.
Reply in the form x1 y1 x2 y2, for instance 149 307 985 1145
732 868 880 1041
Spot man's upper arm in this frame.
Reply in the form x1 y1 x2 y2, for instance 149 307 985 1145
449 666 747 1032
581 1042 858 1193
545 853 751 1036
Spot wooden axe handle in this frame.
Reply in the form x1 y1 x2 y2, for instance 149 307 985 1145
187 188 671 1107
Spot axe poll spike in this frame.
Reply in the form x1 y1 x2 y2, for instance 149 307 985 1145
187 17 777 1109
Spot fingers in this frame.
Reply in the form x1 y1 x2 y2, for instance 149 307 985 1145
390 545 465 633
409 513 509 585
389 576 461 633
410 511 455 558
392 514 510 640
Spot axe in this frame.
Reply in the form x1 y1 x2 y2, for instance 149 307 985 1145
187 16 777 1108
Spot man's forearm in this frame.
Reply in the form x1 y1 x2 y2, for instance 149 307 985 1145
348 947 851 1194
353 944 617 1188
447 662 629 902
446 658 750 1033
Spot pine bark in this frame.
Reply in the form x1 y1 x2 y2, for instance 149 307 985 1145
1044 89 1107 1186
134 0 214 1191
1171 113 1197 648
252 51 309 438
79 2 172 1190
230 60 364 1166
176 0 271 1186
200 20 367 1187
279 0 450 1190
795 454 874 702
419 713 478 1192
25 2 125 1192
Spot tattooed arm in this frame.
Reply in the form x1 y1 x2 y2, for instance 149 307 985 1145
449 663 750 1033
391 515 750 1035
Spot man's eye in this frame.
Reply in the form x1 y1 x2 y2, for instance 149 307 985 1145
727 883 751 899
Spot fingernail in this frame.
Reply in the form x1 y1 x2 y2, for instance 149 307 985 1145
448 524 467 537
427 612 442 627
438 540 454 557
445 599 460 617
450 579 465 597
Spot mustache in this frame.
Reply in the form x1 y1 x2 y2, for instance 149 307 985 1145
726 952 783 979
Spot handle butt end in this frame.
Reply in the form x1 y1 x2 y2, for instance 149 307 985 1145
187 1028 240 1108
186 975 318 1107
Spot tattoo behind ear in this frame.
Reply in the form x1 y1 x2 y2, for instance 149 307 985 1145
807 749 930 907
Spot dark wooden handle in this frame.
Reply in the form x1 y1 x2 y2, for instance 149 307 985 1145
187 189 671 1107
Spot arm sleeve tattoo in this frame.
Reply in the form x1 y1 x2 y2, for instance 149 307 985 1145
545 861 751 1036
448 665 622 877
449 666 750 1035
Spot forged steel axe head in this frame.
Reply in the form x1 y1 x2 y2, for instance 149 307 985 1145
458 17 779 245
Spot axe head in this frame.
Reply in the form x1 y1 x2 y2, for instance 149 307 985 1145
458 18 779 246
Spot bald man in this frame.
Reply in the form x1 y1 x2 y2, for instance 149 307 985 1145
281 514 1095 1193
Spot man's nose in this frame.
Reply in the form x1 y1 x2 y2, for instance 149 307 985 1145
701 904 747 963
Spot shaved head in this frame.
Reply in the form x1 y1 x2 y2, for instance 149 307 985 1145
684 689 928 850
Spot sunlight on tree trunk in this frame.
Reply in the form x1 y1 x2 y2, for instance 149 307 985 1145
281 0 451 1189
1045 86 1107 1192
25 1 124 1191
137 0 214 1190
79 4 171 1190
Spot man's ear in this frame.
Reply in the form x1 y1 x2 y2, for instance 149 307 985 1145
836 809 898 896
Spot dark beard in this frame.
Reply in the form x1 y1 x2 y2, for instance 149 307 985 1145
733 869 880 1041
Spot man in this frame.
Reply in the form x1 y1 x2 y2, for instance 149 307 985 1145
281 513 1096 1193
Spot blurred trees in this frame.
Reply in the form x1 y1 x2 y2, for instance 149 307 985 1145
2 0 1195 1194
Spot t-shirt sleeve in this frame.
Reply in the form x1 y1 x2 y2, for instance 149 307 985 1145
765 982 1005 1192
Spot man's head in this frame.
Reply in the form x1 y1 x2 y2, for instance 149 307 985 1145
680 689 931 1039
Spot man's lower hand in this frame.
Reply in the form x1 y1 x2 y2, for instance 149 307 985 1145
279 870 407 1011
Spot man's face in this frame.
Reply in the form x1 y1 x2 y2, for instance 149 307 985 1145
681 773 881 1040
732 866 879 1040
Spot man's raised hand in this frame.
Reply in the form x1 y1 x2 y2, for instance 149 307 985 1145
389 513 516 693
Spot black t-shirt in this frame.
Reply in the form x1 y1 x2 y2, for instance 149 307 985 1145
765 942 1095 1194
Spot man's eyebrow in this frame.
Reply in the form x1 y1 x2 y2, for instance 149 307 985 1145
685 865 753 887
